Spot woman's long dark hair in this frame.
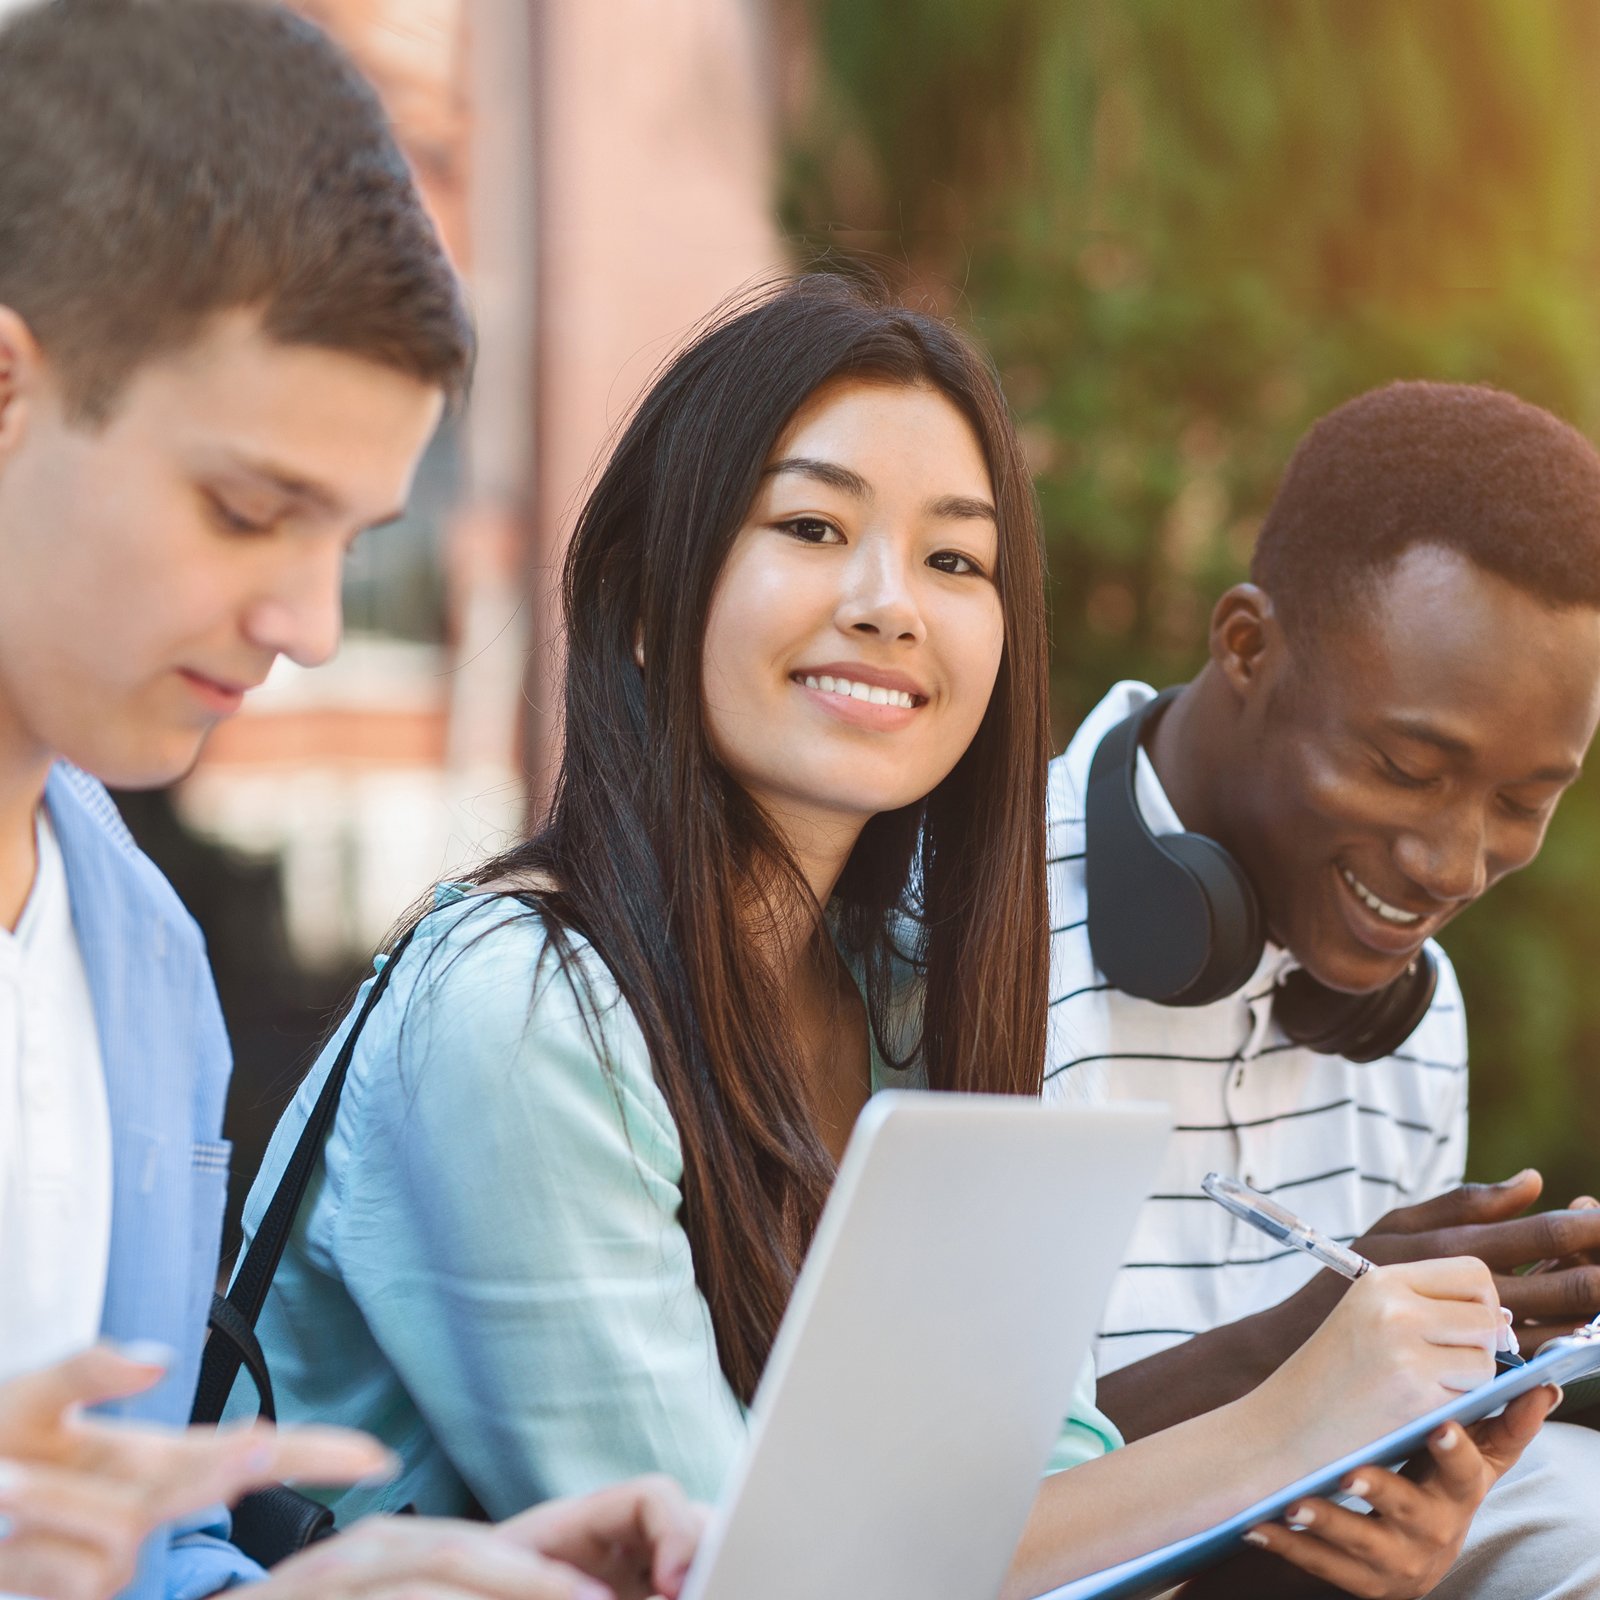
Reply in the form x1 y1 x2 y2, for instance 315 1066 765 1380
469 275 1050 1402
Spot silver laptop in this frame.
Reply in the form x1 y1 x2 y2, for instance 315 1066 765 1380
680 1091 1169 1600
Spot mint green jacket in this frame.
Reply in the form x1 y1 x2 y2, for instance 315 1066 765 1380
233 890 1121 1522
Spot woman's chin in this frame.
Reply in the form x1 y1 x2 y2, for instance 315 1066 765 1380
745 779 932 834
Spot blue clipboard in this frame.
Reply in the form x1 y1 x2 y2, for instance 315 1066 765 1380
1032 1324 1600 1600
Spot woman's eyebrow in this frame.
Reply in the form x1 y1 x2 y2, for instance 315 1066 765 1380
762 456 871 497
762 459 996 524
929 493 997 522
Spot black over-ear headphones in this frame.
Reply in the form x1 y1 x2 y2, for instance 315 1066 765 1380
1083 688 1438 1063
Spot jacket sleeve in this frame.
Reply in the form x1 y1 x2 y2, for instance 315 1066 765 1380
165 903 264 1593
328 907 748 1517
162 1517 267 1598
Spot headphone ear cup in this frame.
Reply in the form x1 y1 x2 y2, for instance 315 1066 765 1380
1084 818 1215 1002
1084 687 1267 1007
1159 833 1265 1005
1274 946 1439 1062
1086 822 1266 1006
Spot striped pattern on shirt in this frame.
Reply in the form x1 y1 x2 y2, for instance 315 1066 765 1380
1044 682 1469 1377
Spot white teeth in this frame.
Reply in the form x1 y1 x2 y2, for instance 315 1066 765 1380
1341 868 1421 925
797 674 916 710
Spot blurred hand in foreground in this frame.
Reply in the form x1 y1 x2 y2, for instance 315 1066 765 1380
253 1475 709 1600
0 1343 393 1600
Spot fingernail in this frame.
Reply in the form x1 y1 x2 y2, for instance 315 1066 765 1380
1499 1169 1535 1186
1242 1530 1269 1547
115 1339 176 1368
1345 1477 1369 1498
0 1459 24 1495
575 1582 614 1600
1433 1426 1459 1451
1549 1385 1565 1409
0 1514 12 1540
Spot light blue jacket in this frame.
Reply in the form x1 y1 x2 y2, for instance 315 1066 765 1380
48 765 263 1600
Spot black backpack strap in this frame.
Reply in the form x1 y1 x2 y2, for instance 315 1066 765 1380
192 922 422 1425
205 1293 277 1421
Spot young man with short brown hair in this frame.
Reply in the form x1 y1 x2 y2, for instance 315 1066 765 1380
0 4 699 1597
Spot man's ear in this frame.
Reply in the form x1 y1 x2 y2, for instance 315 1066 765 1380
0 307 45 464
1208 583 1284 704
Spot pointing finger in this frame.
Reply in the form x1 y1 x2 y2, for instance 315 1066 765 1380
0 1345 171 1433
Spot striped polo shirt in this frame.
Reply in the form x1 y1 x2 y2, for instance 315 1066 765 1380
1044 681 1468 1376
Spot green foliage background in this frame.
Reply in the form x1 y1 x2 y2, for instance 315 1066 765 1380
781 0 1600 1199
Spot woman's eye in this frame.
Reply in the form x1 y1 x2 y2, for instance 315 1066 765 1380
777 516 843 545
928 549 987 577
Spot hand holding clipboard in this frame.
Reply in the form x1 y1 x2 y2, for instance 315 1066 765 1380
1033 1178 1594 1600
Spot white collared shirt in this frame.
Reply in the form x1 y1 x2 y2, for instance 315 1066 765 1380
0 808 113 1382
1045 682 1468 1375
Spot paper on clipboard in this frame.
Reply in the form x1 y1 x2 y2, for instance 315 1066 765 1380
1031 1321 1600 1600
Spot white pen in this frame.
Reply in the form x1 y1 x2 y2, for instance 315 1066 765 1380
1202 1171 1525 1370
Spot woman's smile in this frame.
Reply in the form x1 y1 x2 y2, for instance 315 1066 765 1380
790 661 929 729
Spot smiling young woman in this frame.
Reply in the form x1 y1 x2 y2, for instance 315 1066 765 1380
527 279 1055 1403
234 277 1554 1599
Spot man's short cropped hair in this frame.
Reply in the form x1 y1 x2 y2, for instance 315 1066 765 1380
0 0 473 420
1251 381 1600 636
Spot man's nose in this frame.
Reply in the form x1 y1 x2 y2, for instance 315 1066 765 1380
1394 808 1490 904
241 550 345 669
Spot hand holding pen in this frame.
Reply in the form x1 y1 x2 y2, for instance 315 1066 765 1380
1202 1172 1526 1371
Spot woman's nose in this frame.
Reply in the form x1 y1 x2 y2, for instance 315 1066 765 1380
835 541 925 644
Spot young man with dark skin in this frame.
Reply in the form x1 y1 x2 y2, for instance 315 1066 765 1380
1048 380 1600 1597
0 4 700 1598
